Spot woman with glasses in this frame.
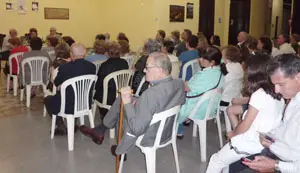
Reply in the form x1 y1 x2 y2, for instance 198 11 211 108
206 53 285 173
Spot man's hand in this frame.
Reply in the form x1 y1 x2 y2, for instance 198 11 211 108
259 134 272 148
120 86 132 104
243 156 277 173
227 131 235 139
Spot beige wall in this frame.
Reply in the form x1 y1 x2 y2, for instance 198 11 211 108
271 0 283 38
0 0 102 47
214 0 230 46
250 0 269 38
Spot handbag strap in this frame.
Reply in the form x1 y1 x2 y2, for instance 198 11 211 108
186 72 222 99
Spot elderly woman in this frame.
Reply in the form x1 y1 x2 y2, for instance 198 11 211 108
94 41 129 118
42 37 59 61
132 39 161 95
177 47 224 138
85 40 107 62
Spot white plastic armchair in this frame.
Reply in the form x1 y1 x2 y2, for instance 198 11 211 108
50 75 98 151
20 56 50 107
121 55 136 69
119 105 181 173
92 69 133 138
6 52 24 96
93 60 105 75
171 61 181 79
188 89 223 162
181 59 201 81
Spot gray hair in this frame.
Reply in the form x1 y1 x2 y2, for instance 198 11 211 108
144 39 162 54
149 52 172 75
70 43 86 59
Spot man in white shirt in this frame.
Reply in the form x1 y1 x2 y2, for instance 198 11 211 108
238 53 300 173
237 31 249 48
277 34 296 54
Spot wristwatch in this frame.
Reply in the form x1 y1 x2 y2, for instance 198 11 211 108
274 160 281 172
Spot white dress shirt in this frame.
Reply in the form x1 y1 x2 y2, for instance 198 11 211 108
279 43 296 55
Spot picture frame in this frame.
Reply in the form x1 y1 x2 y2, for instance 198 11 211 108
44 8 69 20
169 5 185 22
187 3 194 19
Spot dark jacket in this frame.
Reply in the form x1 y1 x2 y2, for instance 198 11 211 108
94 57 129 105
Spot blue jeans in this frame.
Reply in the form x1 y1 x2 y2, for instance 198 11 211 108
177 123 184 135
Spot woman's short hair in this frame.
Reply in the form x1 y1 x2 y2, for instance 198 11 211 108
188 35 199 48
8 37 22 46
243 53 281 100
117 32 129 43
29 28 38 34
55 42 70 59
95 34 106 41
30 37 43 50
107 41 121 58
94 40 107 54
211 35 221 46
157 30 166 39
171 30 180 41
163 40 175 54
47 37 59 47
259 36 273 54
201 46 222 65
144 39 161 54
62 36 75 46
221 45 242 63
245 37 258 50
118 40 130 55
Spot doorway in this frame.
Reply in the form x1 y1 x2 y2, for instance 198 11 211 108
228 0 251 45
282 0 292 35
198 0 215 40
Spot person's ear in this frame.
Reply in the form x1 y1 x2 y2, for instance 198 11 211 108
295 72 300 81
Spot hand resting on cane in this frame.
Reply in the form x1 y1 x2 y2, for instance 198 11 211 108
120 86 132 104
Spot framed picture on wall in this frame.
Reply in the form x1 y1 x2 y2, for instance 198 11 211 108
44 8 69 20
6 2 13 11
187 3 194 19
169 5 185 22
32 2 39 11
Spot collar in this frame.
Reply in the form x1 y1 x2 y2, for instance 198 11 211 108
150 76 172 86
202 65 220 71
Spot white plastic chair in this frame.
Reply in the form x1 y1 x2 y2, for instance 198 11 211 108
6 52 24 96
47 50 56 60
20 56 50 107
189 89 223 162
121 55 136 69
119 105 181 173
219 105 232 133
93 60 105 75
171 61 181 79
181 59 201 81
50 75 98 151
43 68 58 117
133 76 146 97
92 69 133 138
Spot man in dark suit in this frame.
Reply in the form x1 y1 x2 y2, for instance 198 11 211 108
44 43 96 135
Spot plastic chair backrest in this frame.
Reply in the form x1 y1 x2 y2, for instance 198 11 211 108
189 89 222 120
181 59 201 81
171 61 181 79
134 76 146 97
121 55 136 69
93 60 105 75
21 56 50 85
47 50 56 60
102 69 133 105
136 105 181 149
8 52 24 75
59 75 97 115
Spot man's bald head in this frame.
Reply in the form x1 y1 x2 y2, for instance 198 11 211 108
70 43 86 59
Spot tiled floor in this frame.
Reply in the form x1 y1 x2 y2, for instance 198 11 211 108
0 70 246 173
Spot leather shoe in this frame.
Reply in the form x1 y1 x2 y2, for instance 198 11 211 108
79 125 104 145
111 145 127 161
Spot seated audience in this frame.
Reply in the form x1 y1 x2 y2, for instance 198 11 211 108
230 54 300 173
95 34 106 41
162 40 179 62
85 40 107 62
20 37 51 88
175 29 192 56
62 36 75 47
80 52 185 156
209 35 221 47
132 39 160 95
236 31 250 62
155 29 166 44
206 53 285 173
245 36 258 55
170 30 180 47
178 35 199 81
44 43 96 135
24 28 38 43
117 32 129 43
46 27 61 40
277 34 296 54
42 37 59 61
177 47 224 138
290 33 300 53
219 45 244 107
198 35 209 56
93 41 129 117
0 29 18 62
257 36 273 55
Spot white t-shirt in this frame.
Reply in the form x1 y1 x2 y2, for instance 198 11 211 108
167 54 179 62
231 88 285 153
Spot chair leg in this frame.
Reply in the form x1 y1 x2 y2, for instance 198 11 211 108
66 116 75 151
144 149 156 173
198 122 207 162
79 116 85 126
88 112 95 128
50 115 57 139
92 102 97 120
26 85 31 107
172 142 180 173
20 88 24 101
6 74 10 92
110 128 115 139
224 110 232 133
216 115 223 147
43 106 47 117
192 123 197 137
13 77 18 96
118 154 126 173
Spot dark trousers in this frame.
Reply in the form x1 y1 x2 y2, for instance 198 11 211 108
44 95 65 128
0 51 10 69
229 148 280 173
